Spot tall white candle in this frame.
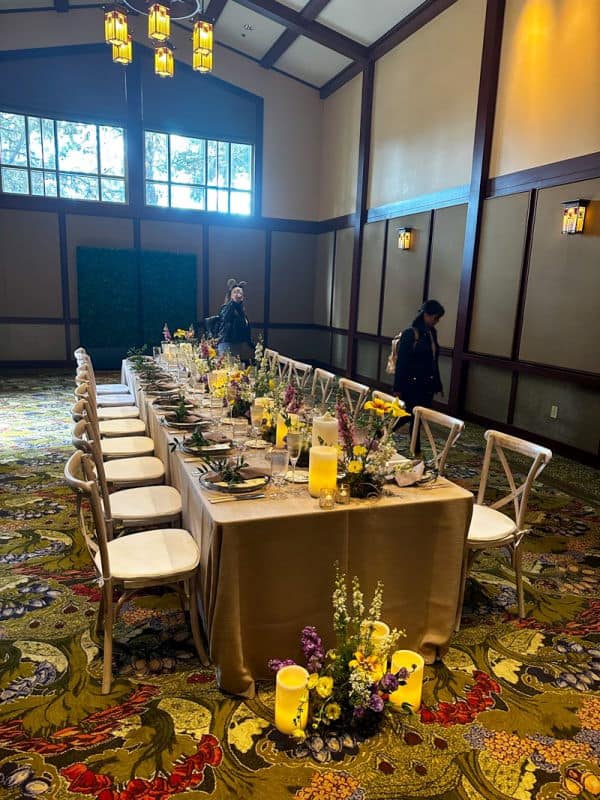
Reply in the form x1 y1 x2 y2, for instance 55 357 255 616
275 665 309 735
312 414 338 447
308 445 338 498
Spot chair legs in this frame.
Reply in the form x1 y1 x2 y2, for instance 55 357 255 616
455 549 475 632
188 574 210 667
101 583 114 695
512 544 525 618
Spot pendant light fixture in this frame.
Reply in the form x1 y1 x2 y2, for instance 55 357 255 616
155 42 175 78
148 3 170 41
104 6 128 46
112 34 133 64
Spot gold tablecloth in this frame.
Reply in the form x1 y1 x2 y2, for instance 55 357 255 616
121 360 474 698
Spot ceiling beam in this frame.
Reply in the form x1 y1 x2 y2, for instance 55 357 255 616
205 0 228 23
54 0 69 11
234 0 369 63
320 60 361 98
260 0 331 69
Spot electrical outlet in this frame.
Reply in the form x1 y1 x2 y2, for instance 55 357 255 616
550 404 559 420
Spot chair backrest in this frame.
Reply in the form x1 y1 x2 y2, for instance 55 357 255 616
289 360 313 390
263 348 279 370
372 389 405 409
71 416 112 520
311 368 335 407
338 377 370 416
75 378 99 409
477 429 552 530
64 450 111 582
276 355 292 382
410 406 464 476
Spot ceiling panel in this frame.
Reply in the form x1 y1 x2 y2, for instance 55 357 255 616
317 0 424 45
275 0 307 9
275 35 352 87
214 0 286 59
0 0 53 7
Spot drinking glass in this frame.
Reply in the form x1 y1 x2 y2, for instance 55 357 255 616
249 401 264 445
233 419 248 450
286 431 303 485
270 448 289 492
152 346 161 361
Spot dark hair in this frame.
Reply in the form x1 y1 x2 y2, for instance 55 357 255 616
419 299 445 317
224 278 247 303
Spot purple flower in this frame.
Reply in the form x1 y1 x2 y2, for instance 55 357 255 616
380 672 399 693
369 694 384 713
395 667 409 683
268 658 296 673
300 626 324 673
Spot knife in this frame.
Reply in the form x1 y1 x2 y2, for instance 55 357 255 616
208 493 266 504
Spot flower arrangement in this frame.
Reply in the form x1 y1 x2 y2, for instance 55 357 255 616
253 340 277 398
162 323 171 341
227 368 253 418
173 328 188 341
336 394 409 498
269 567 413 750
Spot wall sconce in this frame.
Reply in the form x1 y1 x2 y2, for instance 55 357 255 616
397 227 413 250
562 199 589 234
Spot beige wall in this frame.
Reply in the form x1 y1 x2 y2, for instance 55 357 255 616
0 323 66 361
427 204 467 349
331 227 354 330
357 221 385 334
314 233 334 327
519 178 600 373
465 363 513 423
0 8 321 221
0 210 62 318
208 227 265 324
491 0 600 178
368 0 484 209
270 232 317 324
319 74 362 220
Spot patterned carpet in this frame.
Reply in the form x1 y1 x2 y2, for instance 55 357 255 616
1 371 600 800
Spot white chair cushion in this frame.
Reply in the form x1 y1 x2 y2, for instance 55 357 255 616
99 418 146 437
108 485 182 521
97 406 140 420
97 383 131 394
467 504 518 545
97 394 136 407
101 436 155 459
96 528 199 580
104 456 165 484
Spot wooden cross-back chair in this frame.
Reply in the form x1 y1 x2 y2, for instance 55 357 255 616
74 350 131 395
289 360 313 390
276 355 293 383
263 348 279 371
311 368 335 410
75 381 140 420
456 430 552 629
338 377 370 417
410 406 464 475
64 450 207 694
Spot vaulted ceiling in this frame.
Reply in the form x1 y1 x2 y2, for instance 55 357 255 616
1 0 455 96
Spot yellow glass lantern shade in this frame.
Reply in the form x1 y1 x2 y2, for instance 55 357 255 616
193 49 213 73
562 199 589 234
193 20 213 55
105 9 128 46
112 35 132 65
397 227 412 250
148 3 170 41
155 45 174 78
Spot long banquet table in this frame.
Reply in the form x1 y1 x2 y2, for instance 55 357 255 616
121 360 474 698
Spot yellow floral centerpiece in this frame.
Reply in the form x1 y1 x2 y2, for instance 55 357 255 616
336 393 409 498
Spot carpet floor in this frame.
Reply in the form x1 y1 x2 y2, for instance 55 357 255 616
1 371 600 800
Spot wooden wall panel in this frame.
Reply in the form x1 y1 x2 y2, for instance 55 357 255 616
0 210 62 317
427 204 467 348
357 221 385 334
332 333 347 370
331 227 354 330
0 323 65 360
356 339 379 381
314 232 334 327
208 226 266 323
270 232 317 324
267 328 331 364
438 355 453 407
380 212 430 338
469 192 529 356
66 215 133 317
464 362 512 422
519 178 600 373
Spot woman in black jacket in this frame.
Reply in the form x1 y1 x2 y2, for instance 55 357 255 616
217 280 253 362
393 299 445 453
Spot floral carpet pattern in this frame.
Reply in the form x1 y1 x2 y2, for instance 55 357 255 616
1 371 600 800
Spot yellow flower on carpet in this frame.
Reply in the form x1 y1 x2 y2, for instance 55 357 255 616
307 673 319 689
347 460 362 474
316 676 333 698
325 702 341 721
353 445 367 457
294 770 362 800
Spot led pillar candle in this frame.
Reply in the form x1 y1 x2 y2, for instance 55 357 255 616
308 445 338 498
312 414 338 447
275 665 309 735
389 650 425 711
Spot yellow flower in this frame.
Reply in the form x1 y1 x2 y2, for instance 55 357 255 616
326 650 337 661
174 328 187 339
390 399 410 418
291 728 306 740
347 460 362 474
208 346 216 358
325 703 341 721
307 673 319 690
316 676 333 698
352 445 367 457
364 398 388 417
268 379 275 390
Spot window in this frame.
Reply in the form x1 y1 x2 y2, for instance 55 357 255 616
0 112 126 203
145 130 253 215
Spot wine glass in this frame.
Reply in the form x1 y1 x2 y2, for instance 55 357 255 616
270 448 289 494
286 431 303 485
250 401 264 445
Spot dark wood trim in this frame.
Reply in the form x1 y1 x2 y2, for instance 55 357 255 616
320 62 363 100
376 219 389 337
0 43 107 61
263 229 272 346
366 185 470 222
422 209 435 302
0 316 77 325
234 0 369 63
506 370 518 426
370 0 458 61
449 0 505 415
329 230 337 364
317 214 356 232
125 57 144 211
261 0 332 68
202 224 210 320
462 351 600 389
0 360 74 368
487 151 600 197
254 97 265 216
57 211 71 360
205 0 228 23
510 189 537 360
347 63 374 377
54 0 69 11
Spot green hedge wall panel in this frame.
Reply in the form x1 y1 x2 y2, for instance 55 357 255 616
140 250 197 347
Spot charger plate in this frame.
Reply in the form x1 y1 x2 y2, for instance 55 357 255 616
199 467 270 494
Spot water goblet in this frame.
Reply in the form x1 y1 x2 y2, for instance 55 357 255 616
270 448 289 494
286 431 303 485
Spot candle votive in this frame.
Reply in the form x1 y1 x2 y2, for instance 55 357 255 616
319 487 336 509
336 483 351 504
275 665 309 735
389 649 425 711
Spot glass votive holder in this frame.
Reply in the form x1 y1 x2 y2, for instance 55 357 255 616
319 487 336 509
336 483 351 504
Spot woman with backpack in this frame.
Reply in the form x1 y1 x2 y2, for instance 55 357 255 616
217 279 254 362
391 299 445 454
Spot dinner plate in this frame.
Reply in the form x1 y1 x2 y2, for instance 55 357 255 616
162 413 209 429
183 443 233 456
246 438 268 449
285 469 309 484
199 467 270 494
